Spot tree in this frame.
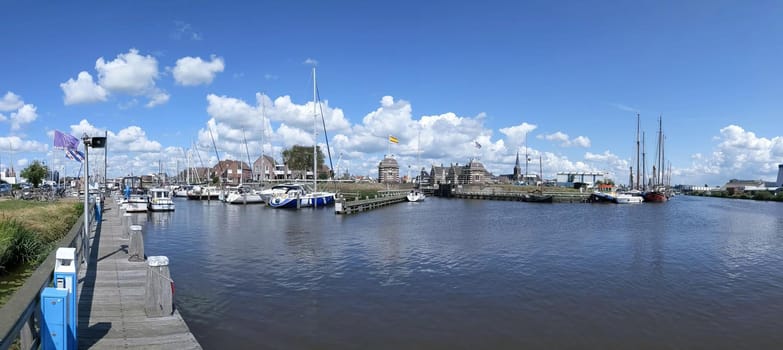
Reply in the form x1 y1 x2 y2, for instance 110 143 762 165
282 145 328 177
21 161 48 187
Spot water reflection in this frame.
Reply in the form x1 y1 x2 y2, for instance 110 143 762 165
139 196 783 349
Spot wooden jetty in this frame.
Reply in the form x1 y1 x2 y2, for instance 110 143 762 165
335 191 409 214
452 190 589 203
77 201 202 349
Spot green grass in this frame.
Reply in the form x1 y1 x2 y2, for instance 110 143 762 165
0 199 82 306
0 199 82 271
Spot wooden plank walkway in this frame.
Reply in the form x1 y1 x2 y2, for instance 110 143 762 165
77 200 202 349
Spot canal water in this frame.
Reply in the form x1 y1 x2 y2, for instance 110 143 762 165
141 196 783 349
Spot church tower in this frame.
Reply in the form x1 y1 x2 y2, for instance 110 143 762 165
513 151 522 182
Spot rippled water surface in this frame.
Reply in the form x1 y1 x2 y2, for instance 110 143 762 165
141 196 783 349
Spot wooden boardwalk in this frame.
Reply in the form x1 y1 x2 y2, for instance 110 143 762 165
77 200 202 349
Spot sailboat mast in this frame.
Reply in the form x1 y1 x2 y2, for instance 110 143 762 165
658 116 663 186
636 113 640 190
260 93 266 185
642 132 646 191
312 67 318 192
524 131 529 181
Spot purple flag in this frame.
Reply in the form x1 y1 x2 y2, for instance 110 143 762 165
65 149 85 162
54 130 80 150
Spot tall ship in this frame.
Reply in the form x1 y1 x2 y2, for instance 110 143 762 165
643 116 669 203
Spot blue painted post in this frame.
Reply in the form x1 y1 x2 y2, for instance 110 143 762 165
53 247 78 349
41 288 68 350
94 201 102 222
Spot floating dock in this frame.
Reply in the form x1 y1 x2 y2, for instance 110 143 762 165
335 191 409 214
452 191 589 203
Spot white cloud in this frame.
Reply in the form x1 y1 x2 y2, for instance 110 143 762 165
678 124 783 185
173 55 225 86
304 58 318 66
538 131 591 148
61 49 168 107
69 119 161 153
145 90 170 108
0 91 23 112
572 136 591 148
60 72 108 105
9 104 37 130
540 131 569 144
0 136 48 153
499 123 537 146
96 49 160 94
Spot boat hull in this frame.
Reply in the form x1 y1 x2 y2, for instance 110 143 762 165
406 191 426 202
226 193 265 204
643 191 668 203
523 194 553 203
148 203 175 211
615 194 643 204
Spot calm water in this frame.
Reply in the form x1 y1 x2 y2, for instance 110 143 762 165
140 196 783 349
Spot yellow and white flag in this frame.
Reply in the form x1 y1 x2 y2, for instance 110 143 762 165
389 135 399 144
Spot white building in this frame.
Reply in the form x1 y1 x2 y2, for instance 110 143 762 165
556 171 605 188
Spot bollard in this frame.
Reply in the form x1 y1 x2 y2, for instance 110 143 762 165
122 213 132 239
95 202 102 222
145 256 174 317
53 248 77 349
128 225 145 262
41 288 68 350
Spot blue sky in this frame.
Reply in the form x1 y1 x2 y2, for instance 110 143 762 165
1 0 782 186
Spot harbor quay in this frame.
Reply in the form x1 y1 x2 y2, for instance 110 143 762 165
0 198 201 349
77 200 201 349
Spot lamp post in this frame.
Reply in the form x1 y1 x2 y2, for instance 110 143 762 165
82 134 106 236
82 134 91 237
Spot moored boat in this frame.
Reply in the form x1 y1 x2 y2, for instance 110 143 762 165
406 189 426 202
148 188 175 211
225 185 265 204
642 189 668 203
187 185 220 200
523 193 553 203
615 192 643 204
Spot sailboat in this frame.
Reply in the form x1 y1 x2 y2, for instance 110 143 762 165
406 130 426 202
643 116 669 202
269 67 336 209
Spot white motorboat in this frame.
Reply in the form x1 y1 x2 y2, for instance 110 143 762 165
148 188 175 211
225 186 264 204
615 193 643 204
406 189 426 202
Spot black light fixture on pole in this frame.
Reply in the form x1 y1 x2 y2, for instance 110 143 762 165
82 134 107 238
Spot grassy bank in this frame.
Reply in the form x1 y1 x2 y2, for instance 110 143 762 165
0 199 82 306
0 199 82 275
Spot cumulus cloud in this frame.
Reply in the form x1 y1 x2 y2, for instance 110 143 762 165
499 122 537 146
0 92 38 130
9 104 37 130
0 91 23 112
60 72 108 105
69 119 161 153
173 55 225 86
96 49 160 94
61 49 168 107
678 124 783 185
0 136 48 153
538 131 591 148
304 58 318 66
145 90 170 108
